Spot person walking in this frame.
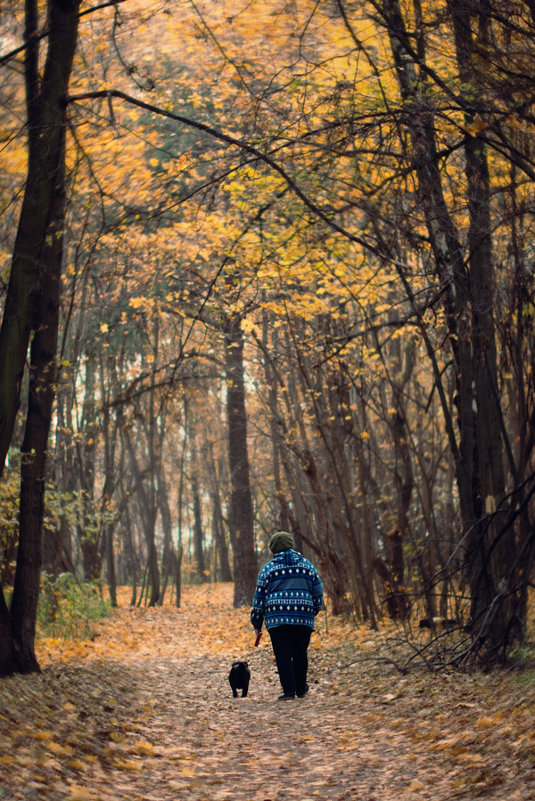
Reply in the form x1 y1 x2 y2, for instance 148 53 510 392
251 531 324 700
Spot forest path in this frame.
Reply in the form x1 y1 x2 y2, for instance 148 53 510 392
0 584 534 801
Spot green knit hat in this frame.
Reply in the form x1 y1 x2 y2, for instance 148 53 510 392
269 531 295 554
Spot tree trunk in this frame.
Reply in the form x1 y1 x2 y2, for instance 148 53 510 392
188 420 207 582
175 544 183 609
191 472 207 581
261 311 290 531
449 0 514 657
11 241 62 673
77 354 99 579
206 443 232 582
104 524 117 608
99 354 119 607
0 0 80 480
158 473 174 604
225 316 258 606
211 484 232 583
0 0 81 676
122 421 160 605
381 0 518 659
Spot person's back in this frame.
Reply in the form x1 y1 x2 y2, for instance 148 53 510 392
251 547 323 630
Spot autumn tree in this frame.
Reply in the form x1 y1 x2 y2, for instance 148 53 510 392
358 0 535 659
0 0 82 675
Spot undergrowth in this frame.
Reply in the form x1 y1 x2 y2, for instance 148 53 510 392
37 572 112 640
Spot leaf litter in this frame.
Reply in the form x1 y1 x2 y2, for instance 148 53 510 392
0 583 534 800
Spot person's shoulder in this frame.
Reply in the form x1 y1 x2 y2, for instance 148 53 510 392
260 556 278 574
298 554 319 573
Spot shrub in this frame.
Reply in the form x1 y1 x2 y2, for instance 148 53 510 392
37 572 112 640
0 453 20 586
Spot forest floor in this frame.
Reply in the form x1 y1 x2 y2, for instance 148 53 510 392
0 584 534 801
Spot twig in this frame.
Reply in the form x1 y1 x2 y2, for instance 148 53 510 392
334 655 409 675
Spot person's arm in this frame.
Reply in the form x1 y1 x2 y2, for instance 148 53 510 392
310 568 324 616
250 568 268 631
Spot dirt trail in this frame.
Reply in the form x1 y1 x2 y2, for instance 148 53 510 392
0 584 534 801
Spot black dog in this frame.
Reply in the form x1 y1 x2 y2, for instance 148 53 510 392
229 661 250 697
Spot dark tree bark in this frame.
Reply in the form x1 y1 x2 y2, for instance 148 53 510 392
158 473 175 604
99 353 120 607
77 354 101 580
188 419 207 582
119 320 164 607
191 471 207 581
205 442 232 582
175 543 183 608
0 0 78 477
379 0 520 660
448 0 514 657
104 524 117 608
210 479 233 583
122 420 160 606
225 315 258 606
0 0 81 676
174 416 188 608
11 229 62 673
261 311 290 532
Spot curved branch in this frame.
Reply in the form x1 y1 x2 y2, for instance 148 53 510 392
65 88 411 271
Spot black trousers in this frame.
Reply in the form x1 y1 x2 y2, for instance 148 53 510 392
269 624 312 697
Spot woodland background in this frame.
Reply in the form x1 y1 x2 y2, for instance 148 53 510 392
1 0 535 674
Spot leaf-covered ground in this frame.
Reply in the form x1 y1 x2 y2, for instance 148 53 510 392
0 583 534 801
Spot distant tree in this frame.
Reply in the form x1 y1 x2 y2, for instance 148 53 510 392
225 313 258 605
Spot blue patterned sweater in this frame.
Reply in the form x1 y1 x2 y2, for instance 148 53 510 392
250 549 324 631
